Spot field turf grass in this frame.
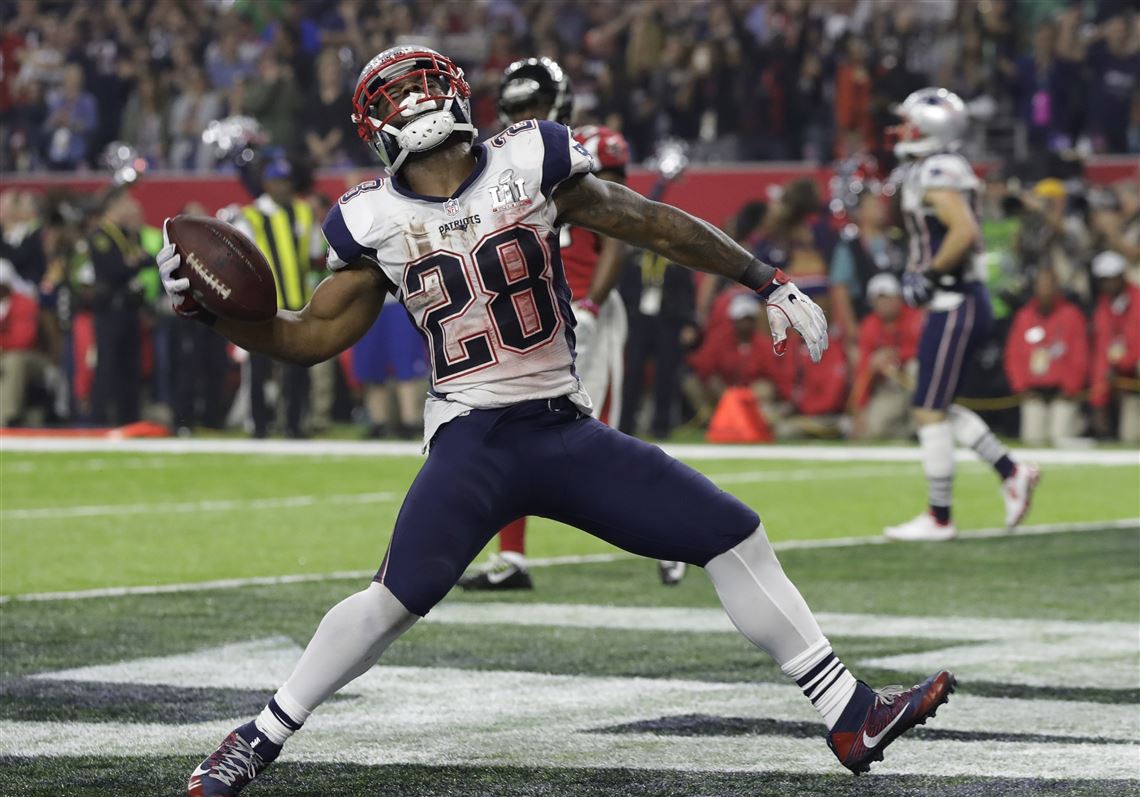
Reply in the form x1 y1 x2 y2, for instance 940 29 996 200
1 447 1137 796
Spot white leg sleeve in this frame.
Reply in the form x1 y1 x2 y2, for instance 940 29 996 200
948 404 1009 467
277 582 418 715
705 524 825 666
918 420 955 508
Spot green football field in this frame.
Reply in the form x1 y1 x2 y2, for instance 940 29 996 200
1 442 1138 796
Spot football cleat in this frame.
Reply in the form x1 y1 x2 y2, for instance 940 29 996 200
1002 463 1041 529
188 722 279 796
827 670 956 774
658 560 687 586
457 553 533 591
884 512 957 542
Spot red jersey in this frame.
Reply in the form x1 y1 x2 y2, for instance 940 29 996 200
769 331 849 416
0 292 39 352
561 125 630 299
1090 283 1140 407
1004 297 1089 397
850 306 923 408
688 322 778 386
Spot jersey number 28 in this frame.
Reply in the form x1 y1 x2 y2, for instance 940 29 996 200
404 225 562 382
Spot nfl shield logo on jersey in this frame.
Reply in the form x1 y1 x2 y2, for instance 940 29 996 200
444 198 460 216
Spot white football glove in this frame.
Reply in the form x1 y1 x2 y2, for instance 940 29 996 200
571 299 599 358
157 219 211 321
763 279 829 363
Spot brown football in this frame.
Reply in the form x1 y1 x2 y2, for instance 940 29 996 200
166 214 278 322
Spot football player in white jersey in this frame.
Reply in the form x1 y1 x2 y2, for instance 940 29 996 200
884 88 1040 542
160 48 954 796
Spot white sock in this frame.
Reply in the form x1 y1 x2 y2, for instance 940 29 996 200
254 690 309 745
266 582 418 735
781 638 859 729
498 550 527 569
918 420 955 513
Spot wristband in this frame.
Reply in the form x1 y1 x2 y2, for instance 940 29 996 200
576 298 601 317
739 258 786 298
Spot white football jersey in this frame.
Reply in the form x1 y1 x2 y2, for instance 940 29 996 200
899 153 984 280
322 120 596 440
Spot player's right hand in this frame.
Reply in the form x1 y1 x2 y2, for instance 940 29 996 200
158 219 213 322
762 277 829 363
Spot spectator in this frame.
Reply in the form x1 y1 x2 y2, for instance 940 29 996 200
42 63 98 170
764 328 850 440
834 36 874 159
849 273 922 440
167 67 222 171
683 293 774 427
1005 267 1089 446
119 74 166 168
0 258 46 426
1089 180 1140 273
619 248 698 440
205 29 254 92
1011 21 1080 155
829 190 905 321
244 53 304 154
303 50 353 168
351 300 428 440
88 188 147 426
1089 251 1140 443
1016 178 1092 304
1086 11 1140 154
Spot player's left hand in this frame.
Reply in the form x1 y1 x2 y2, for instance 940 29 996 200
902 271 936 307
762 277 828 363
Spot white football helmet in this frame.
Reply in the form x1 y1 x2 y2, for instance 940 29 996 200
892 87 969 159
351 46 477 172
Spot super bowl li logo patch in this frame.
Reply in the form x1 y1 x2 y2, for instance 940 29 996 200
488 169 531 212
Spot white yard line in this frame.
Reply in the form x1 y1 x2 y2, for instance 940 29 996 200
3 436 1137 465
2 519 1133 605
0 491 397 521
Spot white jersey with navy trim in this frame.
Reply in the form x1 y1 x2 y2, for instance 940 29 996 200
321 119 596 443
899 153 984 309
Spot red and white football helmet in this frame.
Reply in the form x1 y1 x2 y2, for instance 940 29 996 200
572 125 629 177
351 45 477 172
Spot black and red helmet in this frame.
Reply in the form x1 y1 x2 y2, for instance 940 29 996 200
497 57 574 128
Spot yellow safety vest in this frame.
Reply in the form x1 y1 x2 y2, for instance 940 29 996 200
241 200 314 311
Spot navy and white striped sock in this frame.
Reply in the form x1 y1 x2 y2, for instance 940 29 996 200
781 638 859 730
254 694 307 746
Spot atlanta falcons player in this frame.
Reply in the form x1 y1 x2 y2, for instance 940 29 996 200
884 88 1040 541
161 47 955 796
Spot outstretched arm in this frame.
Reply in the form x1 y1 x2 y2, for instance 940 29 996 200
554 173 773 287
215 265 388 366
553 173 829 361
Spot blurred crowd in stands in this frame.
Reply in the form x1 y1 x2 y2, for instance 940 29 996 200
1 0 1138 445
2 0 1138 173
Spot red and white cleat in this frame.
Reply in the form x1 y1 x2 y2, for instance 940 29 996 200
1003 463 1041 529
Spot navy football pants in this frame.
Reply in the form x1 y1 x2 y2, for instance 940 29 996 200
913 283 993 411
377 397 759 615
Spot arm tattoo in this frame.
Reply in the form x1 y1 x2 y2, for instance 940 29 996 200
555 175 774 288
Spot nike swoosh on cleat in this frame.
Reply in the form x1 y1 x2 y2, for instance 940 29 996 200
862 708 909 749
484 567 519 585
190 762 211 778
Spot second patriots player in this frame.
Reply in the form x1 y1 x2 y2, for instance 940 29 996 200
161 47 955 796
884 88 1040 542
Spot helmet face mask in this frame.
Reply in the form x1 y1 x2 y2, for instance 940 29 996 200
498 57 573 127
891 87 969 159
352 46 476 172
